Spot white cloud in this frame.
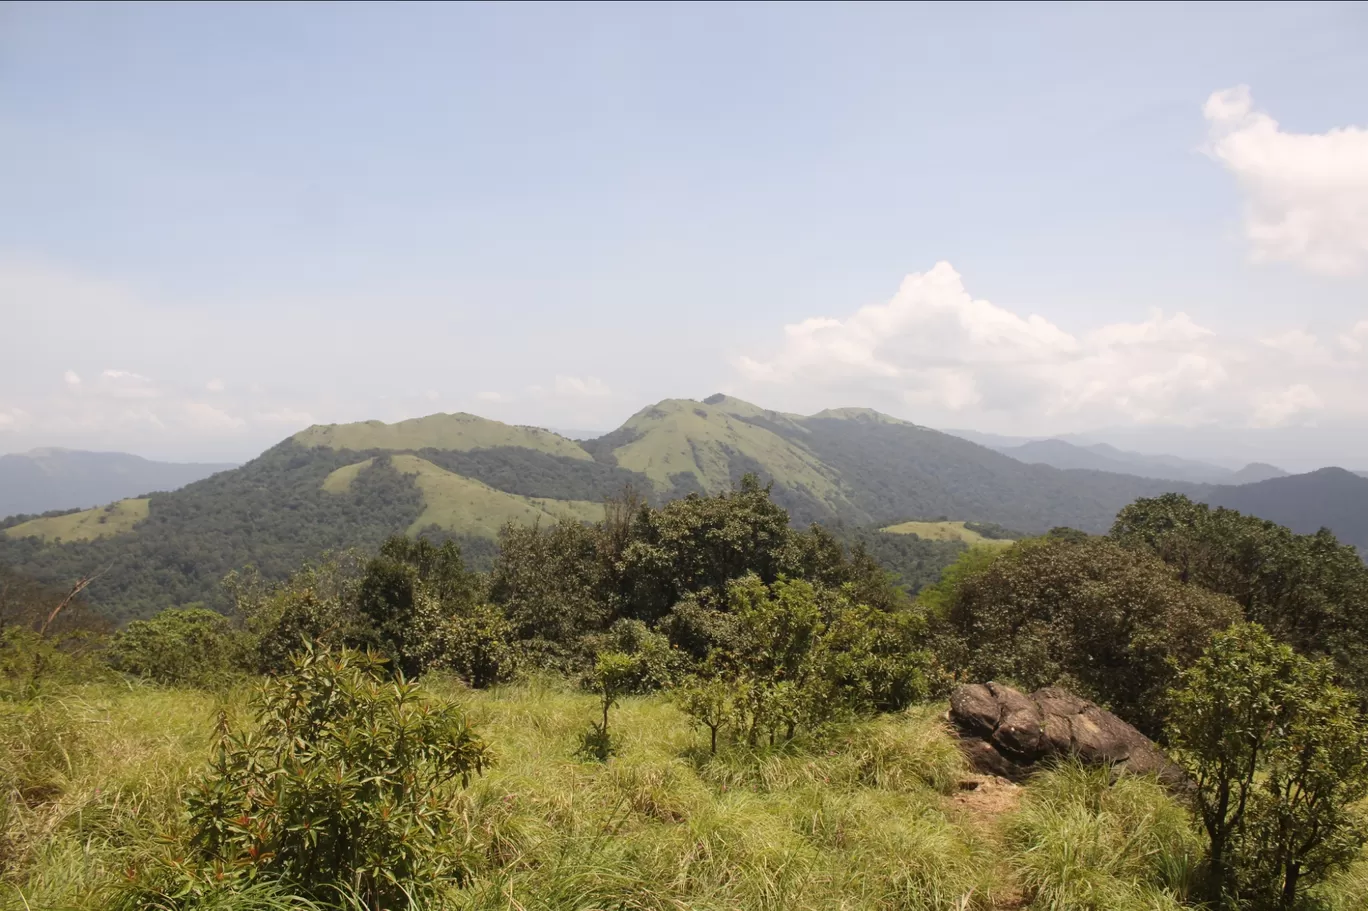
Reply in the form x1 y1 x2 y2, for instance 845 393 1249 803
1252 384 1323 429
1204 85 1368 276
476 391 506 402
0 408 28 431
206 378 225 393
98 369 159 399
553 375 611 398
734 262 1368 433
64 370 81 387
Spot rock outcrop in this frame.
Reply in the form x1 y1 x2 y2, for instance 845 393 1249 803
947 682 1182 785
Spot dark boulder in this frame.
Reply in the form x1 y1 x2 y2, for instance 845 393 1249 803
947 682 1182 786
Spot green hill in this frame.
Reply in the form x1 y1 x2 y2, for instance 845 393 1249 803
880 520 1015 548
294 413 593 460
323 454 603 537
3 498 151 543
0 398 1237 622
1205 467 1368 554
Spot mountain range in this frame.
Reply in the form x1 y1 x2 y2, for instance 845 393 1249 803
2 394 1364 622
948 432 1288 485
0 449 236 519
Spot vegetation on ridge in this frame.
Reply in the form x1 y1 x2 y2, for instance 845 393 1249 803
3 478 1368 909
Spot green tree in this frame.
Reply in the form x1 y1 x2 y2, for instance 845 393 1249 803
1169 623 1368 909
932 535 1240 735
227 554 374 675
674 674 737 754
355 536 481 677
581 650 641 760
1113 493 1368 699
107 607 241 687
488 518 608 665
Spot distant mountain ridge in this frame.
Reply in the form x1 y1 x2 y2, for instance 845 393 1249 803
0 396 1358 622
0 449 236 519
1204 467 1368 553
983 436 1286 485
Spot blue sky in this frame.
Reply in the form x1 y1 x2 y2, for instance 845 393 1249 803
2 1 1366 468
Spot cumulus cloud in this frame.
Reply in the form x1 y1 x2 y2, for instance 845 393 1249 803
734 262 1366 433
206 378 225 393
1204 85 1368 275
63 370 81 387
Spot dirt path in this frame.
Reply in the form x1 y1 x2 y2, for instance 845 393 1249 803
945 774 1027 910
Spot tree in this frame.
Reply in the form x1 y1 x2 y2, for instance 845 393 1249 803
1169 623 1368 909
932 535 1240 735
581 650 641 760
488 519 608 665
675 674 737 754
355 536 481 677
107 607 241 687
1113 494 1368 700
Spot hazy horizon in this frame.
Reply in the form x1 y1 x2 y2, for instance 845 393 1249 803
3 3 1366 470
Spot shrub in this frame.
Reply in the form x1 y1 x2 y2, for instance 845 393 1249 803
674 674 739 754
107 608 242 687
579 650 641 761
589 618 681 693
227 557 374 675
931 536 1239 735
1169 622 1368 909
149 644 489 907
418 601 520 689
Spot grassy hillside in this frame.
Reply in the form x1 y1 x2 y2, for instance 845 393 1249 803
325 454 603 537
0 443 428 622
3 497 149 543
294 412 592 460
881 520 1015 547
6 676 1293 911
602 398 850 509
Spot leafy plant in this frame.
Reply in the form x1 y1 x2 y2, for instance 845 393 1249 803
579 650 641 761
930 535 1240 735
674 674 738 754
153 643 489 908
107 607 242 687
1169 622 1368 909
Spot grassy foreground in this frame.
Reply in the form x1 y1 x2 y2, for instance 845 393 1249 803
3 678 1367 911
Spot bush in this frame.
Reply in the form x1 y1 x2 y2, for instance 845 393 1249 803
931 536 1240 735
228 556 374 675
142 644 490 908
420 601 520 688
107 608 242 687
1169 622 1368 909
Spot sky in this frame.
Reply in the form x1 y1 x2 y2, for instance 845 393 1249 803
1 1 1366 470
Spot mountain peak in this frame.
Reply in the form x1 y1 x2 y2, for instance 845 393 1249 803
292 412 592 460
808 407 910 425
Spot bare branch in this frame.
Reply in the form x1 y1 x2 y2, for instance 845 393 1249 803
39 565 110 637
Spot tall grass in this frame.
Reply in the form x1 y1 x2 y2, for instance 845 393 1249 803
1001 762 1201 911
7 675 1365 910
